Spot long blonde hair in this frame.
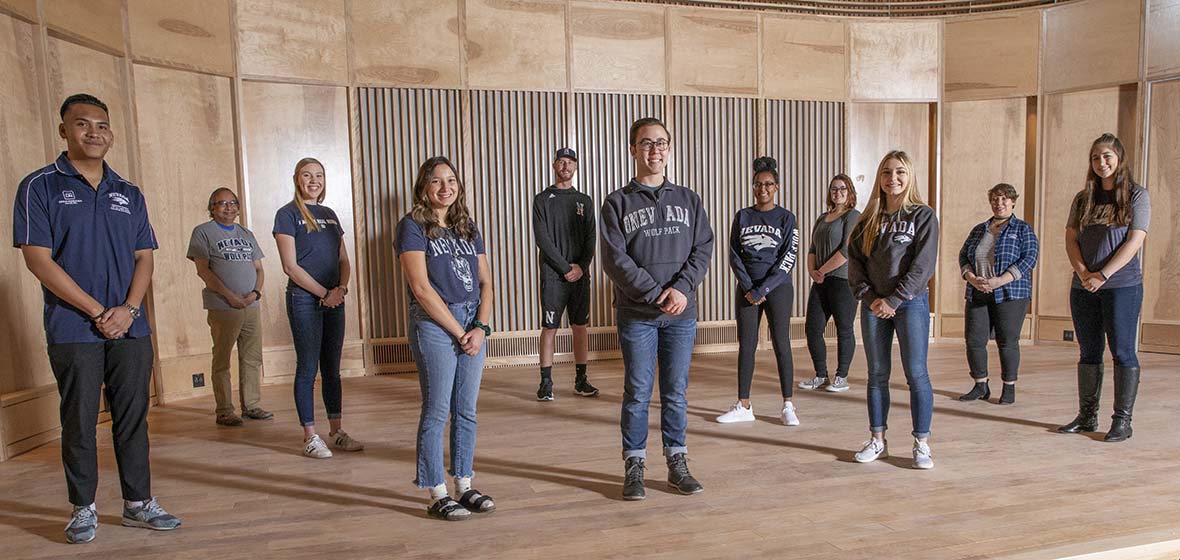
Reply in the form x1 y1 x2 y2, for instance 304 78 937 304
293 157 326 233
851 151 926 255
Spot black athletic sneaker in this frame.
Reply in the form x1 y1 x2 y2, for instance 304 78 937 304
536 379 554 401
574 376 599 397
666 453 703 495
623 457 646 501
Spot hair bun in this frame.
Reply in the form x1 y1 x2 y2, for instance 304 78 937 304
753 156 777 173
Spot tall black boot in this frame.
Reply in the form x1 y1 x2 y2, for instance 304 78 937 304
1104 365 1139 442
1057 363 1103 433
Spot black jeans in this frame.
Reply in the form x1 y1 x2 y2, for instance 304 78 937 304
1070 285 1142 368
804 277 857 379
48 336 154 506
736 283 794 399
964 295 1028 382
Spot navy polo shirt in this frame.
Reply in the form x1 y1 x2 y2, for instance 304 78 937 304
12 153 158 344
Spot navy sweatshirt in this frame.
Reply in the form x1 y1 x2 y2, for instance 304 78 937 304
532 185 595 279
848 204 939 309
729 206 799 300
600 179 715 321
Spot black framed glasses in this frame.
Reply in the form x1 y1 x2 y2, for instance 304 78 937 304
636 139 670 152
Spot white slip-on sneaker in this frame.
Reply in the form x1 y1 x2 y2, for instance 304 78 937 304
854 438 887 463
912 440 934 470
781 402 800 426
303 434 333 459
715 402 755 423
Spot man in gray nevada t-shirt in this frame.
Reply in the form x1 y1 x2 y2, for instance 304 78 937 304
186 188 271 426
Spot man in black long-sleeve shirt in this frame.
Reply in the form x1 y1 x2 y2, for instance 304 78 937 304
532 148 598 400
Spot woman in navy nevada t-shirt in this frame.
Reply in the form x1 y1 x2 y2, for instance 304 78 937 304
395 156 495 521
273 157 363 459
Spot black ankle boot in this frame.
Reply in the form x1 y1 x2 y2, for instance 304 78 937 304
958 380 990 401
1058 363 1103 433
1104 365 1139 442
999 383 1015 405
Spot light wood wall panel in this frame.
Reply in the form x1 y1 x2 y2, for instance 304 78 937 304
240 81 361 378
127 0 234 76
1141 78 1180 353
469 90 567 333
847 102 932 210
575 93 665 327
765 99 846 314
465 0 566 92
0 14 50 396
0 0 37 22
671 96 758 322
1147 0 1180 78
132 65 237 398
45 36 132 184
938 98 1028 320
1043 0 1141 93
351 0 461 87
356 88 464 339
571 1 665 93
849 21 939 101
668 8 759 96
944 13 1039 101
44 0 124 53
762 16 846 101
1038 87 1137 328
236 0 347 84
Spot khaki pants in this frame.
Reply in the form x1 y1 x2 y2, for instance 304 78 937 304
207 307 263 415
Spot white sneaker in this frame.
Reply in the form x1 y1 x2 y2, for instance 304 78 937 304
329 429 365 452
854 439 887 463
781 402 800 426
716 402 755 423
826 377 850 392
797 376 827 390
912 440 934 470
303 434 333 459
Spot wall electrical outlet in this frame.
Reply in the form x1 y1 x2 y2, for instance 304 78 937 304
1063 330 1074 342
192 373 205 388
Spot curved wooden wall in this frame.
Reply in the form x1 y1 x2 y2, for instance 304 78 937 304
0 0 1178 460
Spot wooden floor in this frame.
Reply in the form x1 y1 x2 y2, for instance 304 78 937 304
3 342 1180 560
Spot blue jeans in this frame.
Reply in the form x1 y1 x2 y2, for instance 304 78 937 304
409 301 485 488
618 317 696 460
1070 285 1142 368
287 288 346 427
861 294 933 439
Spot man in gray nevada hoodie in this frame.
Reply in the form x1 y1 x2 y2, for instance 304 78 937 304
601 117 714 501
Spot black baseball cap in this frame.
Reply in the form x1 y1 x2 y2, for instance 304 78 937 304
554 148 577 162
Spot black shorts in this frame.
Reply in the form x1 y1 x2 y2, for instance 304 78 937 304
540 276 590 328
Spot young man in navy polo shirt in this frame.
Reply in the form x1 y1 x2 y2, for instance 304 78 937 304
13 94 181 544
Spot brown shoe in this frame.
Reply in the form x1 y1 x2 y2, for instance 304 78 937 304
241 407 274 420
215 413 243 426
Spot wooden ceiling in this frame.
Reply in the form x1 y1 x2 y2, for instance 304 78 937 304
621 0 1071 17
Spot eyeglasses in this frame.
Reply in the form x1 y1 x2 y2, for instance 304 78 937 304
829 185 848 192
636 139 670 152
753 181 777 190
212 200 239 208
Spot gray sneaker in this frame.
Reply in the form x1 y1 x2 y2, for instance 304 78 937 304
854 438 888 463
122 497 182 531
798 376 828 390
65 503 97 544
825 377 850 392
912 440 934 470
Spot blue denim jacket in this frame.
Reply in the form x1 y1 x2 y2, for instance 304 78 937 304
958 216 1038 303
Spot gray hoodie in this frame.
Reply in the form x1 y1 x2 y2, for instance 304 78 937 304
847 204 939 310
600 179 715 321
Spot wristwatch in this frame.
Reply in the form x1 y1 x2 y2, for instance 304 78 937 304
123 303 142 320
472 319 492 336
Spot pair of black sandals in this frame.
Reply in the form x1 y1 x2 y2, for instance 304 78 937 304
427 489 495 521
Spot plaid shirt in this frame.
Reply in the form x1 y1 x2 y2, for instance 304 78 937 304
958 216 1038 303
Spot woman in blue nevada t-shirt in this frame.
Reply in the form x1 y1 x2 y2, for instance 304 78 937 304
1057 134 1150 443
395 156 496 521
273 158 364 459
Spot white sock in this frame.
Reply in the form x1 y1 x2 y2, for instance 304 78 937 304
427 483 448 501
455 476 472 494
124 499 145 508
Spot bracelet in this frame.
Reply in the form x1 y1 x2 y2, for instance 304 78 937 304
471 319 492 336
91 307 107 322
1097 271 1108 281
251 289 262 300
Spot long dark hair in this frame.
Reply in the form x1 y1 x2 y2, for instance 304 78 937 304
1078 133 1136 227
410 156 476 241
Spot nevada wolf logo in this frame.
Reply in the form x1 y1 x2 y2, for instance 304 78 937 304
576 202 584 216
742 233 778 251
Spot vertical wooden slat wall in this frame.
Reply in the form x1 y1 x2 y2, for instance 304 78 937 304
356 88 463 340
766 99 846 315
574 93 666 328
